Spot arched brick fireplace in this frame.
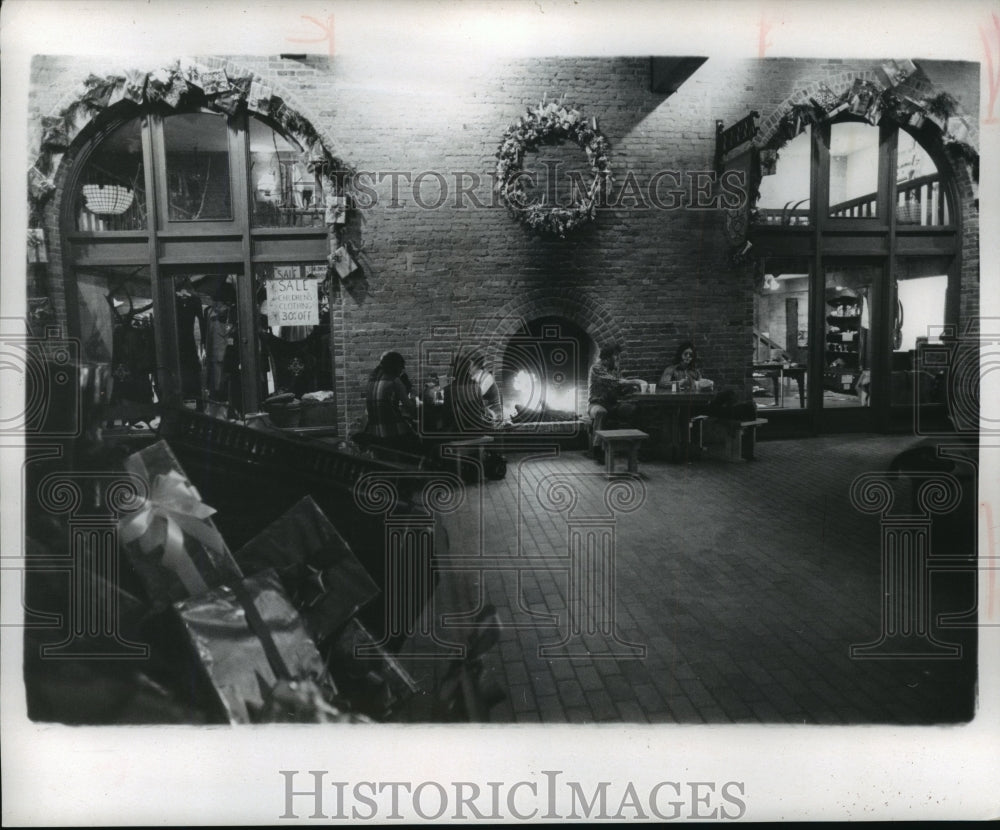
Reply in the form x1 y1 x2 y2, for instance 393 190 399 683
479 290 623 419
500 316 595 418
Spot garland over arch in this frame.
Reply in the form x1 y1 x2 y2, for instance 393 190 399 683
725 69 980 266
494 98 612 238
27 59 355 228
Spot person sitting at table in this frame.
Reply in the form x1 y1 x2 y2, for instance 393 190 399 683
660 340 756 421
469 350 504 425
588 343 643 461
362 350 422 454
658 340 713 392
443 351 498 433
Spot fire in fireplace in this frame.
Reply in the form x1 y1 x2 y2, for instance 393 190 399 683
500 317 595 421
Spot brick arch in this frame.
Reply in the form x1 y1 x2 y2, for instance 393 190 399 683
752 66 980 341
37 56 350 186
477 289 624 368
754 68 887 149
37 56 348 340
754 67 979 160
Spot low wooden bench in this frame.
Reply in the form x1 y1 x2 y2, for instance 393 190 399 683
594 428 649 475
694 416 768 461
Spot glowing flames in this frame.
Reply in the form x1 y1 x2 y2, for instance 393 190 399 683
508 369 578 415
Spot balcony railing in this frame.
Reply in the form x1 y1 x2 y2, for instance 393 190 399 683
753 174 948 228
893 173 949 226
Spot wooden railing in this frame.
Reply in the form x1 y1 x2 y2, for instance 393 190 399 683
157 406 417 497
894 173 949 226
830 190 877 219
753 174 947 228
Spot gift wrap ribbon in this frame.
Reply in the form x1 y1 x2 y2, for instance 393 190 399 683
119 470 226 596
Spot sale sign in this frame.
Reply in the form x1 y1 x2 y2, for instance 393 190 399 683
266 277 319 325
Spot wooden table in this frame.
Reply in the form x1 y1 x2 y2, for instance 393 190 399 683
752 364 806 408
627 390 714 460
594 429 649 475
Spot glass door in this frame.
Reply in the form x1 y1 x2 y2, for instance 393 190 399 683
752 257 811 413
819 257 884 426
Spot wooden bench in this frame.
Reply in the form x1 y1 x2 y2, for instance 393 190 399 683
695 416 768 461
594 428 649 475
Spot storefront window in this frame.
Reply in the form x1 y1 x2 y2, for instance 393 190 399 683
74 118 146 231
255 262 335 428
249 118 322 228
65 107 334 429
828 121 879 219
756 127 811 226
163 112 233 221
752 258 809 410
158 268 243 418
75 264 157 427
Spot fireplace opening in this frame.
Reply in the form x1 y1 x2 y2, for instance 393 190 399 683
499 316 595 422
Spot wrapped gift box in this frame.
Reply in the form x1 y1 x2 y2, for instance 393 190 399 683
173 569 333 724
119 440 243 611
234 496 379 642
325 617 420 720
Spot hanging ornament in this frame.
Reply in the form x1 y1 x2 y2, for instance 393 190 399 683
324 194 347 225
247 79 274 113
879 59 918 89
40 115 70 151
121 69 149 103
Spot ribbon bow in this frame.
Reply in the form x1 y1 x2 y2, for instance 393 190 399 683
119 470 225 595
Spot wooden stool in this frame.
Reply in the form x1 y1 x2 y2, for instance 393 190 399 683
594 429 649 475
703 418 768 461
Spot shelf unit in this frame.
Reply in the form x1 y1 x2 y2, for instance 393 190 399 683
824 294 862 393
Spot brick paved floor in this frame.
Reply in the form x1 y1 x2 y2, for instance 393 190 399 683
418 433 979 724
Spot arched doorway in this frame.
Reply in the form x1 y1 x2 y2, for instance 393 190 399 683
750 112 964 433
60 104 337 427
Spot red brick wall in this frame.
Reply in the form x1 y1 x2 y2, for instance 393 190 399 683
30 55 980 431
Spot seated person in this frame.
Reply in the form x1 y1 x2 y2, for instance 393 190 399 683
658 340 714 392
362 350 422 454
469 350 504 426
442 352 497 433
588 343 643 460
661 340 755 421
420 372 450 433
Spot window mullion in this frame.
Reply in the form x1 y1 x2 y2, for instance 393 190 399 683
231 114 260 414
142 113 179 406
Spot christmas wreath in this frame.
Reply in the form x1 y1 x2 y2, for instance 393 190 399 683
495 99 612 237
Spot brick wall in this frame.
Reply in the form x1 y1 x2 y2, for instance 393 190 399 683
29 55 980 431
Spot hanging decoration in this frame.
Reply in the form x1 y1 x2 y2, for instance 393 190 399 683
82 183 135 216
494 97 612 238
724 63 980 267
26 59 359 284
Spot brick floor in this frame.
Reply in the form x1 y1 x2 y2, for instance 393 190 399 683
410 433 978 724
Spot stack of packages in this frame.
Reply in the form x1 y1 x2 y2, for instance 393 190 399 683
118 440 421 724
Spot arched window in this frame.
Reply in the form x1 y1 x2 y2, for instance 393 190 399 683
63 109 334 428
750 116 959 429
